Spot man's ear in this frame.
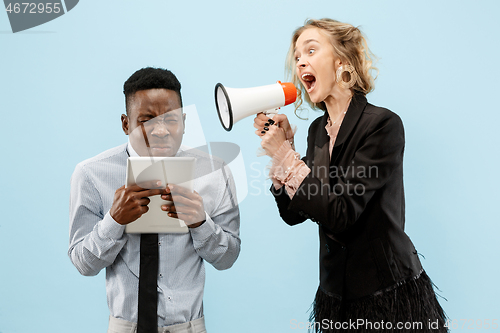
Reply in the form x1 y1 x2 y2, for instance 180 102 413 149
121 114 129 135
182 113 186 134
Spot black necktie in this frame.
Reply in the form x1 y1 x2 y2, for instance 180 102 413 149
137 233 159 332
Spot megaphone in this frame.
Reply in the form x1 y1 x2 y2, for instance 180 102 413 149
215 81 297 131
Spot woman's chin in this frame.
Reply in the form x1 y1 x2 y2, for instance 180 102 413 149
306 88 324 104
308 94 323 104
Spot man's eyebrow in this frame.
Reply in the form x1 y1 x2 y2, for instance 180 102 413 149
164 109 181 116
294 39 319 53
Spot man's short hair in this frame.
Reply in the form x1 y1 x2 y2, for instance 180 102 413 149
123 67 182 113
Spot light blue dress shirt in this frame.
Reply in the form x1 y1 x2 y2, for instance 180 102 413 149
68 143 240 326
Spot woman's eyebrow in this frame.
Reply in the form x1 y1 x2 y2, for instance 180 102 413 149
303 39 319 45
294 39 319 52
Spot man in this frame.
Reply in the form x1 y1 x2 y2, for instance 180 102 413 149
69 67 240 332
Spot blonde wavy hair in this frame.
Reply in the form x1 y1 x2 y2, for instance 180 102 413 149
286 18 378 115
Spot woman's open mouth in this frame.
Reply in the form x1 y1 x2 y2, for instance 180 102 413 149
301 73 316 92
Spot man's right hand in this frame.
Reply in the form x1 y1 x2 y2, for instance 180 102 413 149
110 180 167 225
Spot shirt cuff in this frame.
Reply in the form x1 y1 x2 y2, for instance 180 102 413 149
269 140 295 189
99 212 126 240
269 140 311 198
189 212 216 243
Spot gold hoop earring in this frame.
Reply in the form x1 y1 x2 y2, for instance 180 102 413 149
336 65 357 89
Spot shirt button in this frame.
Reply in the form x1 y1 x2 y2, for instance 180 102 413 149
167 296 172 301
159 274 163 278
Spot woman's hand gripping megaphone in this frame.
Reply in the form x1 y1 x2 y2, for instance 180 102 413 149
254 113 295 157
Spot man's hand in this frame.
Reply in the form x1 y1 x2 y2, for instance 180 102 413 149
161 184 206 228
110 180 167 225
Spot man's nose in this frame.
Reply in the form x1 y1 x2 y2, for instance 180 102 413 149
151 120 169 138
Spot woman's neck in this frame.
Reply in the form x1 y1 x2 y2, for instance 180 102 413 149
324 87 353 120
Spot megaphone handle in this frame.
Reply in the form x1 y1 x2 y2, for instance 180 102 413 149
263 108 280 126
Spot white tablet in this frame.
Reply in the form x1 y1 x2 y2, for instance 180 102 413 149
124 156 196 234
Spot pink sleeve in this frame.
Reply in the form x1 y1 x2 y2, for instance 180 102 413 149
269 140 311 199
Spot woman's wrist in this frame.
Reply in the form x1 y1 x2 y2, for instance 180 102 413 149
271 139 294 161
270 140 299 182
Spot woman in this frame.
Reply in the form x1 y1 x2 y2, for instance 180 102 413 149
254 19 447 332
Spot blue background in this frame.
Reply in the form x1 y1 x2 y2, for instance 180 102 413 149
1 0 499 332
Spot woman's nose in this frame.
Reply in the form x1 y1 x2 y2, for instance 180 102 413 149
297 58 307 68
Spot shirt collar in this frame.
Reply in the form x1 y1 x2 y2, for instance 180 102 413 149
127 138 140 157
315 92 367 148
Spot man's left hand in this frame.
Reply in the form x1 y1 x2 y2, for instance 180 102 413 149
161 184 206 228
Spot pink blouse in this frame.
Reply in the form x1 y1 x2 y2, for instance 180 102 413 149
269 112 346 198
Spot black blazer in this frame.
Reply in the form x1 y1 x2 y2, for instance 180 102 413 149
271 92 422 300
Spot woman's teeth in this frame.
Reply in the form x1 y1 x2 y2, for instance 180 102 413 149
302 73 314 81
302 73 316 91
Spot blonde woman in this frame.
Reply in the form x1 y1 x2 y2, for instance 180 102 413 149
254 19 447 332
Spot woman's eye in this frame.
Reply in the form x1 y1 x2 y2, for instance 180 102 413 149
295 56 300 62
309 49 315 54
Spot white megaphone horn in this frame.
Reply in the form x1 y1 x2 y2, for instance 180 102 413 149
215 81 297 131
